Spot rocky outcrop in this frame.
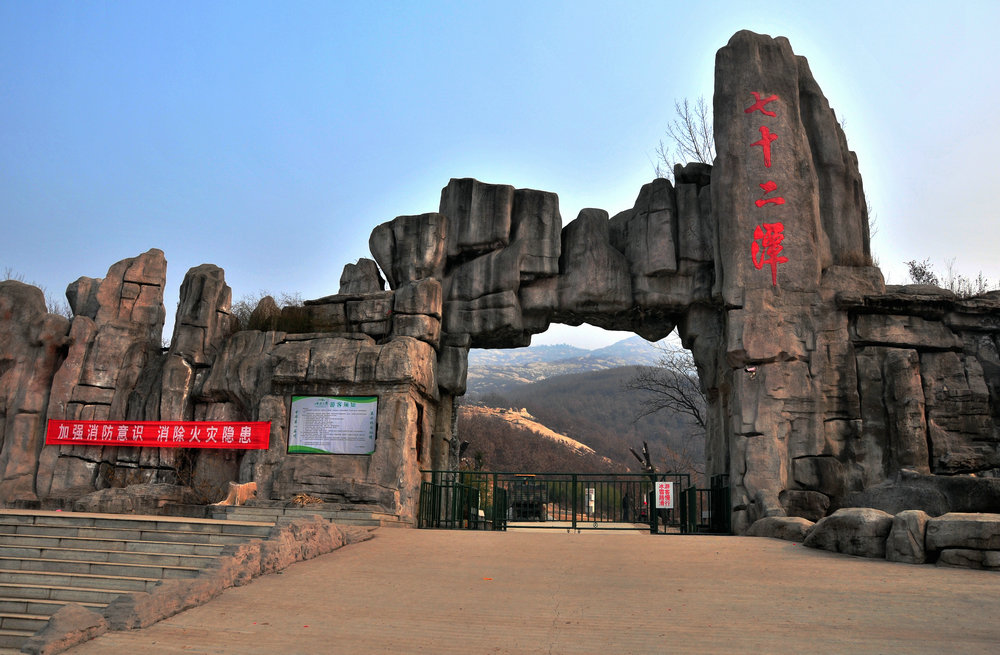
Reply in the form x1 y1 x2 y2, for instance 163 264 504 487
0 281 71 501
21 603 108 655
745 506 1000 571
746 516 813 542
926 513 1000 552
885 509 931 564
4 30 1000 534
839 469 1000 516
803 508 894 558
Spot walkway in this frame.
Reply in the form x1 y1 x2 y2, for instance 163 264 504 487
63 529 1000 654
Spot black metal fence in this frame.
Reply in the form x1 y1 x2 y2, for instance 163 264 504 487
418 470 731 534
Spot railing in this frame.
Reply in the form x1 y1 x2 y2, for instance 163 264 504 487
418 471 703 533
677 474 732 534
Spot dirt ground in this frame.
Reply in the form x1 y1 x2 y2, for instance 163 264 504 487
63 528 1000 654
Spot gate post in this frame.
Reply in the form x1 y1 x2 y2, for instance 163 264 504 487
571 474 578 532
648 477 657 534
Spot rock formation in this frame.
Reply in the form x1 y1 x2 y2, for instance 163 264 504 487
2 31 1000 529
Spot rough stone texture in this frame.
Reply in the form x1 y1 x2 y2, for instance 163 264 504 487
339 258 385 295
510 188 562 279
439 178 514 260
557 209 632 321
394 279 442 318
24 250 167 501
370 213 448 289
803 508 894 558
925 513 1000 552
840 470 1000 516
168 264 233 368
746 516 814 542
248 295 281 331
73 483 200 514
936 548 1000 571
0 281 71 501
885 509 930 564
779 489 829 522
1 250 439 523
21 603 108 655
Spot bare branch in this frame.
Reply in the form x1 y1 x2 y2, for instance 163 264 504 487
654 96 715 180
625 343 706 429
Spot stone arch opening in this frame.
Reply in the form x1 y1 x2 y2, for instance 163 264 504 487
457 324 707 478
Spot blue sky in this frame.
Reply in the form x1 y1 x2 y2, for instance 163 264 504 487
3 1 999 348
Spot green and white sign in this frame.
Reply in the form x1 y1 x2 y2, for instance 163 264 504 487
288 396 378 455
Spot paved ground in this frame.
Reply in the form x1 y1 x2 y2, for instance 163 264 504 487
64 528 1000 654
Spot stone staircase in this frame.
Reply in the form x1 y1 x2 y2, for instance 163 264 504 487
208 503 411 528
0 509 274 652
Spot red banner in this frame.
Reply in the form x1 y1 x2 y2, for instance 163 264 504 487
45 420 270 450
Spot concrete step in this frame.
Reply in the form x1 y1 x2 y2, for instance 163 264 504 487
0 531 230 554
0 519 272 538
0 509 275 651
0 556 202 580
0 596 103 615
0 525 267 546
0 613 47 632
0 582 127 605
0 568 161 593
0 629 34 649
0 543 218 568
0 510 273 537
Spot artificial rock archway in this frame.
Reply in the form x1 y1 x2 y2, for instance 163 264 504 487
365 30 999 531
3 31 1000 531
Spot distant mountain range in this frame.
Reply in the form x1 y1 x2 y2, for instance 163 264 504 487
466 335 665 395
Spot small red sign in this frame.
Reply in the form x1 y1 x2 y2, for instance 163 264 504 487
45 420 270 450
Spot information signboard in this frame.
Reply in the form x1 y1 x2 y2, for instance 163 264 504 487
288 396 378 455
655 481 675 509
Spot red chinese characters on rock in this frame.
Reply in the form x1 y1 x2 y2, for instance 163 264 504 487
744 91 779 116
745 91 787 287
45 420 270 449
755 180 785 207
751 222 789 286
751 126 778 168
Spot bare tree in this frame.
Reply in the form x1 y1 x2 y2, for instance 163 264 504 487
653 97 715 180
626 343 706 429
46 295 73 319
625 343 707 478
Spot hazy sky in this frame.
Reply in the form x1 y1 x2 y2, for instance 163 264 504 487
3 1 999 348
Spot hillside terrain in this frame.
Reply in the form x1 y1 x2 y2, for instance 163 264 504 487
457 406 617 472
459 336 705 477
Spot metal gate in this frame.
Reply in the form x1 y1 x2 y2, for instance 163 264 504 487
418 470 730 534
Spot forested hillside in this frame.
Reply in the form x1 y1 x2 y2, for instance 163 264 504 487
459 365 704 477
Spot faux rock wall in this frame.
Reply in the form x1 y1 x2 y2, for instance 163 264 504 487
2 30 999 529
0 248 439 522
